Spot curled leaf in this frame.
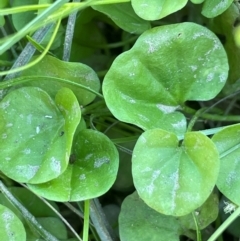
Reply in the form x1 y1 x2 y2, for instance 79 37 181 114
0 87 80 184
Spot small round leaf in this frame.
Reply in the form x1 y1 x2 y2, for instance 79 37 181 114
131 0 188 20
103 22 228 136
92 2 150 34
27 129 119 201
132 129 219 216
202 0 234 18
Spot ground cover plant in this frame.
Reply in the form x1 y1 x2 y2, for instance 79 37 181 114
1 0 240 240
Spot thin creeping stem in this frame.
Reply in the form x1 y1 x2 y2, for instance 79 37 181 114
198 87 240 117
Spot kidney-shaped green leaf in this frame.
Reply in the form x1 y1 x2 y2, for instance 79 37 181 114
20 55 100 106
132 129 219 216
27 129 119 201
103 22 229 136
0 204 26 241
92 2 150 34
131 0 188 20
212 124 240 205
119 191 181 241
202 0 234 18
0 87 80 184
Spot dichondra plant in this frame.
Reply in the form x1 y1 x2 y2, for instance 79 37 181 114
0 0 240 241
